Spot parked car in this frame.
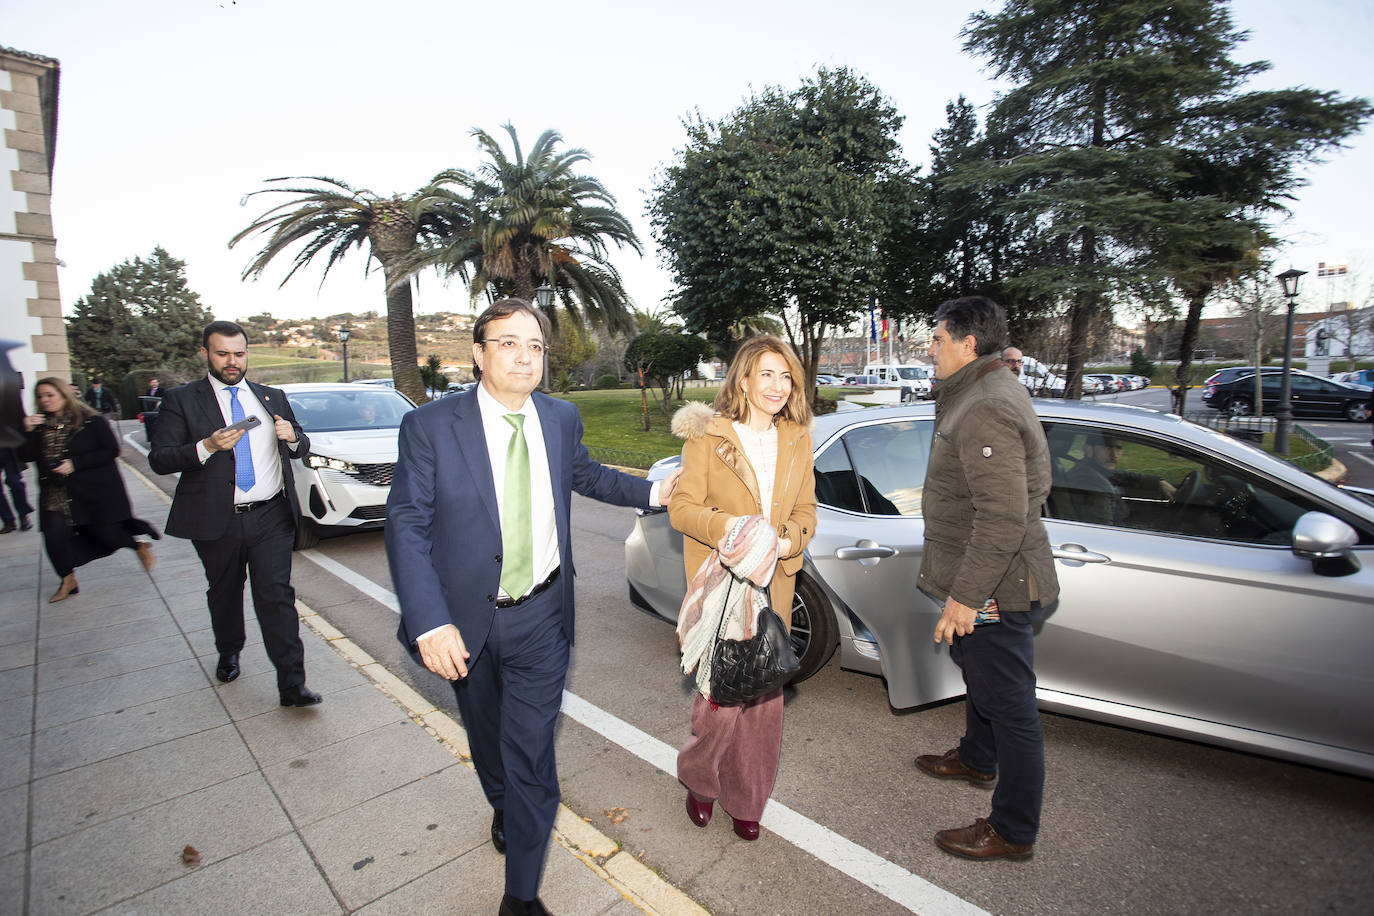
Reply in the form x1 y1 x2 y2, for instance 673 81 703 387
842 374 882 386
443 381 476 397
815 375 841 387
625 399 1374 776
1331 369 1374 387
280 383 417 548
1201 367 1372 421
352 378 395 388
1123 374 1151 390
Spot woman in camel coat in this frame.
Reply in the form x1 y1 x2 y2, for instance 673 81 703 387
668 336 816 841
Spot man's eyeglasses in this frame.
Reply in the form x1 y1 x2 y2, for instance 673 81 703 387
1002 358 1022 366
480 337 547 356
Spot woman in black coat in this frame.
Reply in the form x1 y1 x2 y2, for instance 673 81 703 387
21 378 158 602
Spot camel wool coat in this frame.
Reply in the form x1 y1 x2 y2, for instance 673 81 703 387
667 402 817 624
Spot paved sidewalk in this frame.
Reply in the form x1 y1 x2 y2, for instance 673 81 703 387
0 462 704 915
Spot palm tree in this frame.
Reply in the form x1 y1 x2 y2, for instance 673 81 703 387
230 176 461 404
410 125 642 333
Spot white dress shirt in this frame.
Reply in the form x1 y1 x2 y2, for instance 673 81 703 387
476 382 559 599
195 376 292 504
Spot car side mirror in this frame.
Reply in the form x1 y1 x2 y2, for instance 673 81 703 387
1291 511 1361 576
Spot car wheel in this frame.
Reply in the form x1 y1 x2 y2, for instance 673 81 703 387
788 574 838 684
1226 397 1253 418
294 518 321 550
1344 400 1371 422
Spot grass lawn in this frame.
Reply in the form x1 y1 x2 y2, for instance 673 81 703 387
562 387 717 464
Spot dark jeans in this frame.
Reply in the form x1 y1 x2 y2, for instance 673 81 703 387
0 448 31 524
192 496 305 690
951 604 1045 846
40 509 136 577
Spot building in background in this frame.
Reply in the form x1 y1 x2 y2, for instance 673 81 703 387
1 46 65 402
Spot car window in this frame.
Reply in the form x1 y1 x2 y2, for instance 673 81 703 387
815 419 931 517
288 389 414 431
1042 422 1336 543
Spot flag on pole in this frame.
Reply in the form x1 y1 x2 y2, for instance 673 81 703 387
868 302 878 343
882 314 889 342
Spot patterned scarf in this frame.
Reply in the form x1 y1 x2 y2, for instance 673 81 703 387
676 514 779 698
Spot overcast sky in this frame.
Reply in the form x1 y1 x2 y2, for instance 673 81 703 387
8 0 1372 328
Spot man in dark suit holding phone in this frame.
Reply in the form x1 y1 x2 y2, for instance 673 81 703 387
149 320 319 706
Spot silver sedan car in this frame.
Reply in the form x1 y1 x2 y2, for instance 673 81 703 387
625 400 1374 776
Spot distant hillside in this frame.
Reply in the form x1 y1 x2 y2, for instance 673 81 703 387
232 310 478 381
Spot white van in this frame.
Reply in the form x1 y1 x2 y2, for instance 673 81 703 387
863 364 933 400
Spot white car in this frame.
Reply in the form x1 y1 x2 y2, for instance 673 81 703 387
280 383 417 548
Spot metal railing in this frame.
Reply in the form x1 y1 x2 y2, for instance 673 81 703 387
1183 411 1333 473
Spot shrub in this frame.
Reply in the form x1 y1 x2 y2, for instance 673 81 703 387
596 374 621 389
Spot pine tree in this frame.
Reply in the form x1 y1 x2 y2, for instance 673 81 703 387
67 247 212 406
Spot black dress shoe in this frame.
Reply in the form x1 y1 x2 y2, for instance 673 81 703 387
0 522 14 534
215 653 240 683
491 809 506 854
498 894 550 916
20 515 33 531
279 685 323 707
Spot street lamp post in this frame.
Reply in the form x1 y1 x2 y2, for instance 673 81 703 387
534 283 555 389
1273 267 1307 456
338 324 351 383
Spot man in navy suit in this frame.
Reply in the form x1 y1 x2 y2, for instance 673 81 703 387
387 299 679 916
149 321 318 706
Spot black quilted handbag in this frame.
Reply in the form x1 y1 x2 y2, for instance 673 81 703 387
709 577 800 705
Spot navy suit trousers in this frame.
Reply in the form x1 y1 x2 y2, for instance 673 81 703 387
951 604 1045 846
451 584 568 900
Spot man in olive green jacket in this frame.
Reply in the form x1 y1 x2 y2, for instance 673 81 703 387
914 296 1059 862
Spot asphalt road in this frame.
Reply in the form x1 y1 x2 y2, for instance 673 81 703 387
115 393 1374 915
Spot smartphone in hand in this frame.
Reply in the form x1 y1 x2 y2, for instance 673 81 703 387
223 415 262 434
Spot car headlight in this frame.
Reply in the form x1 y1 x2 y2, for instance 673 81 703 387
305 455 358 473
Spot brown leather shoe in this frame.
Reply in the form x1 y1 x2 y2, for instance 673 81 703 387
136 541 155 573
935 818 1033 860
49 574 79 603
915 748 995 786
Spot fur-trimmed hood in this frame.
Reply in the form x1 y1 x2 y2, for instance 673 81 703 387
671 401 718 440
671 400 815 440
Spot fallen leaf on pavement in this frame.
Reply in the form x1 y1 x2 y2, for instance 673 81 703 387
182 844 200 865
604 807 628 824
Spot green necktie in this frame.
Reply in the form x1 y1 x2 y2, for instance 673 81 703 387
500 413 533 599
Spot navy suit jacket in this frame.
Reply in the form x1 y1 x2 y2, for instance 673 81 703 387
386 388 651 665
148 378 309 540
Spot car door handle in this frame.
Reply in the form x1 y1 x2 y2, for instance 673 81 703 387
835 540 898 560
1053 543 1111 563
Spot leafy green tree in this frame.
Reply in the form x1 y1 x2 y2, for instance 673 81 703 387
410 125 642 333
961 0 1370 400
230 177 462 404
419 354 446 395
624 331 711 416
547 310 598 390
1129 347 1156 380
67 247 212 410
651 67 909 394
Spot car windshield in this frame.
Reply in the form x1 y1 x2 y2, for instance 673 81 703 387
285 388 414 431
896 368 928 380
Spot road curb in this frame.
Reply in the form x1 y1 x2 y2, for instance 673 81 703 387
296 602 707 916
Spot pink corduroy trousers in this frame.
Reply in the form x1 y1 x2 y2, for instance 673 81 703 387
676 686 784 821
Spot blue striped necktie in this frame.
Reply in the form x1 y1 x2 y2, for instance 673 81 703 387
227 387 256 493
